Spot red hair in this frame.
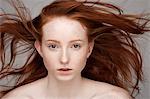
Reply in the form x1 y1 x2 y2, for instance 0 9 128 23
0 0 150 98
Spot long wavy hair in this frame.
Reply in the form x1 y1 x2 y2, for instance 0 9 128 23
0 0 149 98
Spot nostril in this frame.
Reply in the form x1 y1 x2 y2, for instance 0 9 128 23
60 55 69 64
60 59 69 64
60 49 69 64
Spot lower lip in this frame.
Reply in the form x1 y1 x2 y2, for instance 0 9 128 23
57 70 72 75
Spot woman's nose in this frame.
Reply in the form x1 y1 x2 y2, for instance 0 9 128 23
60 49 69 65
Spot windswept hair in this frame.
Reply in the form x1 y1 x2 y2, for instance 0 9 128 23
0 0 150 98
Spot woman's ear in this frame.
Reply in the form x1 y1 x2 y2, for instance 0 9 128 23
34 40 43 57
87 41 94 58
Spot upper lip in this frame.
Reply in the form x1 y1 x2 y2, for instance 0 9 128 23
57 68 72 71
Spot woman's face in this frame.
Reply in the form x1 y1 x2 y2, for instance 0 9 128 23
35 17 94 81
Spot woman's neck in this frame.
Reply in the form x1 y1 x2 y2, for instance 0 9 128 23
44 75 85 98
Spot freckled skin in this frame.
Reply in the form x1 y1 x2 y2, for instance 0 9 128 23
36 17 93 81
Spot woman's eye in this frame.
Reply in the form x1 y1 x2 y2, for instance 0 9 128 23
48 44 58 49
72 44 81 49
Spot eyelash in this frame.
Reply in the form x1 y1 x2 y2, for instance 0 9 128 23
48 44 59 49
71 44 81 49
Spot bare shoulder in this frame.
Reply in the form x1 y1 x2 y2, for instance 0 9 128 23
92 89 132 99
84 78 132 99
1 78 46 99
1 85 34 99
97 87 132 99
2 95 32 99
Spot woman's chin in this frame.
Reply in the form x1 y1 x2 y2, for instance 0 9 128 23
55 74 75 81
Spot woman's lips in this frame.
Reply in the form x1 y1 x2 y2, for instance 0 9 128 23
57 68 72 75
57 68 72 71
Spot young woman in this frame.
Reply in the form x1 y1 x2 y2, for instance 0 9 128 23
0 0 149 99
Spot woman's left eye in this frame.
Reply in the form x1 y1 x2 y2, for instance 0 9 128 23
71 44 81 49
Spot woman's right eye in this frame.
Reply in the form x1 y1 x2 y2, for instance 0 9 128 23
48 44 58 49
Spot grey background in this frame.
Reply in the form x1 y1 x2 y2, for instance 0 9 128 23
0 0 150 99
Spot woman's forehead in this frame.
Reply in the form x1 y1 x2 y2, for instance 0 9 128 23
42 17 86 32
42 17 87 41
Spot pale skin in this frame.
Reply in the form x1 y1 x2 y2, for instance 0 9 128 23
2 17 132 99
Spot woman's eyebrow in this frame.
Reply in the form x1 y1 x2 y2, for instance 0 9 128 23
46 39 85 43
46 39 60 43
70 39 85 43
